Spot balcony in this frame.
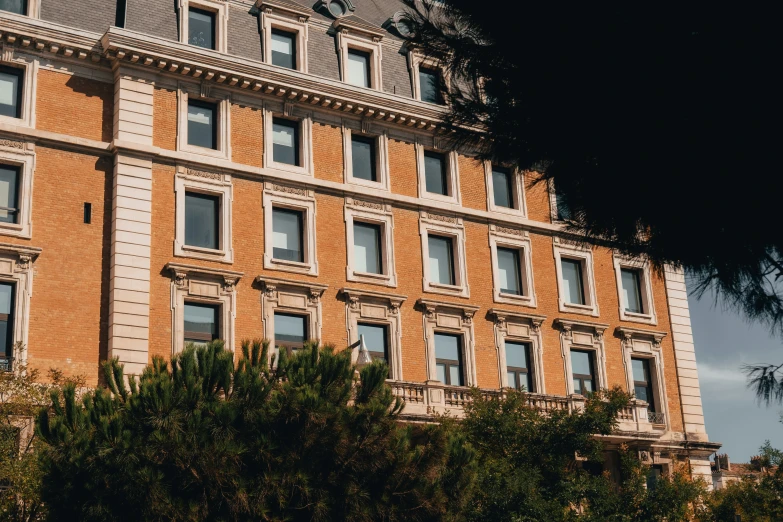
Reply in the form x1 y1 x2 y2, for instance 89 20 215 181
387 380 665 434
0 355 12 372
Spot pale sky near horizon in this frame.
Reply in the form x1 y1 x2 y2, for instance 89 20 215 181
688 280 783 462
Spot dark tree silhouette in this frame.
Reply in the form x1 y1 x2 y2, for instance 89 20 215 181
402 0 783 402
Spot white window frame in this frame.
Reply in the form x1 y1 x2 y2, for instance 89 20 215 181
341 287 406 380
256 275 327 365
555 318 608 396
166 262 242 354
0 245 39 370
408 52 449 104
263 104 314 176
174 165 233 264
335 26 383 90
613 254 657 325
553 238 599 317
0 48 37 129
259 0 310 72
177 0 229 53
617 326 670 430
418 298 479 387
489 309 546 393
415 143 461 204
177 83 231 159
488 224 536 307
485 162 527 216
341 121 390 191
419 211 469 298
344 197 396 287
262 182 318 276
0 140 35 239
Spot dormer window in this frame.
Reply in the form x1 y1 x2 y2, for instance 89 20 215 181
0 0 25 15
384 11 414 38
320 0 354 18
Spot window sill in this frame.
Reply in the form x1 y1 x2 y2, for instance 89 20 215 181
176 243 233 264
347 269 397 287
489 204 526 218
264 255 317 275
421 191 459 206
179 143 228 160
495 291 536 307
425 281 469 298
348 175 387 191
0 222 30 239
620 310 657 325
0 115 30 129
268 160 311 177
559 300 599 317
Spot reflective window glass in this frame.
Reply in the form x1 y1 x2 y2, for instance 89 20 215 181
428 235 455 286
346 49 371 87
272 208 303 262
187 99 217 149
188 7 215 49
272 118 299 166
621 268 644 314
419 67 442 104
0 66 23 119
561 258 586 305
423 151 447 195
351 135 376 181
271 29 296 69
492 167 514 208
434 333 462 386
0 165 19 224
275 312 307 351
0 0 26 15
358 323 388 363
185 192 219 249
497 247 522 295
184 303 218 345
354 222 382 274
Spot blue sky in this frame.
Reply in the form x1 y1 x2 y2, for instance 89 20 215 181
688 281 783 461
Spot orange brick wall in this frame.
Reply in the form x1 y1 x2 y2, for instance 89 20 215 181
459 156 487 211
388 139 418 198
231 103 264 168
525 172 553 223
312 123 343 183
153 87 177 151
35 69 113 143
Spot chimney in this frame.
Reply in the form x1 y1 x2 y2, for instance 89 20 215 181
750 455 766 472
715 453 731 471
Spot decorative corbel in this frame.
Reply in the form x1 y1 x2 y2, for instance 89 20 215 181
462 309 475 326
348 296 360 310
389 298 403 315
309 287 325 304
16 253 32 271
223 276 239 293
284 101 294 117
200 81 210 98
531 318 544 334
264 284 277 298
173 269 188 288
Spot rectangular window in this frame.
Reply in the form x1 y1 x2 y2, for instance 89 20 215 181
346 49 371 87
419 67 442 104
187 99 217 149
423 151 447 195
353 222 382 275
561 258 586 305
497 247 522 295
632 358 656 412
505 341 533 392
646 465 664 490
275 312 307 355
188 7 215 50
435 333 463 386
184 192 219 250
621 268 645 314
555 192 571 220
0 0 26 15
0 66 23 119
183 302 219 345
0 282 14 371
492 167 514 209
358 323 388 363
351 135 376 182
428 235 455 286
272 118 299 166
271 29 296 69
571 350 595 396
0 165 20 224
272 208 303 262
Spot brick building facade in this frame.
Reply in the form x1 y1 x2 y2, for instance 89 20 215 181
0 0 719 482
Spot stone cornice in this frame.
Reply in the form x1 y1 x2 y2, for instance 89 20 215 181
256 0 312 19
416 298 480 314
487 308 547 325
165 262 244 291
554 318 610 333
255 275 329 293
0 12 104 62
614 326 668 343
339 287 407 305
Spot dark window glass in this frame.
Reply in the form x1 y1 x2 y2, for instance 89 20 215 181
646 465 664 490
492 167 514 208
114 0 127 28
0 164 20 224
184 303 219 345
497 247 522 295
561 258 586 305
419 67 442 104
571 350 595 396
358 323 388 364
423 151 447 195
351 135 376 181
435 333 462 386
271 29 296 69
0 282 15 371
632 358 656 412
505 341 533 392
346 49 371 87
185 192 219 249
272 118 299 166
428 235 455 285
621 268 645 314
555 191 571 220
0 0 26 15
328 0 346 17
354 222 382 274
187 99 217 149
0 66 23 119
275 312 307 355
188 7 215 49
272 208 303 262
83 202 92 224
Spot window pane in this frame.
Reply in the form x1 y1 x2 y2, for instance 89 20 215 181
621 268 644 314
354 222 382 274
561 258 585 305
634 384 650 403
272 118 299 166
351 136 376 181
188 8 215 49
419 67 441 104
428 235 455 285
492 167 514 208
275 313 306 344
272 208 303 262
524 372 534 393
0 165 19 224
346 49 371 87
497 247 521 295
271 29 296 69
555 192 571 220
435 333 460 361
436 363 446 384
0 0 25 14
423 152 447 195
571 350 593 377
358 323 387 361
583 379 593 394
632 358 648 383
185 192 219 249
0 283 13 315
328 0 345 17
505 342 529 369
187 100 216 149
184 303 218 343
449 365 462 386
0 67 22 119
507 371 517 389
573 378 582 395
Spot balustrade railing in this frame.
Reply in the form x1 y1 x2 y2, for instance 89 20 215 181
647 411 666 425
